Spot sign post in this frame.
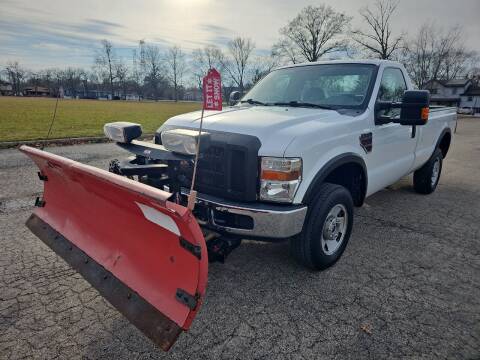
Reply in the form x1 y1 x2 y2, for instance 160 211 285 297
187 69 222 210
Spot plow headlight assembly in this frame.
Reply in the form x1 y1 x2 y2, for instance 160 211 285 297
104 122 142 143
260 157 302 203
161 129 209 155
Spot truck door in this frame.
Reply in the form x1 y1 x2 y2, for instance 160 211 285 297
367 67 418 192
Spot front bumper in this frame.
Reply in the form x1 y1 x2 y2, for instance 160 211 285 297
182 190 307 240
112 145 308 240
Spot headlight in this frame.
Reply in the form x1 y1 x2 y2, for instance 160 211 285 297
259 157 302 203
104 122 142 143
161 129 209 155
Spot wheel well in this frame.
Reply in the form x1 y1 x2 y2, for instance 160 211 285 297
303 155 368 207
323 163 367 207
304 162 367 206
438 132 451 158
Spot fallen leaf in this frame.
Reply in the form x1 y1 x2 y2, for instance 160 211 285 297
360 324 372 335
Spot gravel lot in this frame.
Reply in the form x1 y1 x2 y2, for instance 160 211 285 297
1 117 479 359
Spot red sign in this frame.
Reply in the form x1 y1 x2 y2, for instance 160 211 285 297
202 68 222 111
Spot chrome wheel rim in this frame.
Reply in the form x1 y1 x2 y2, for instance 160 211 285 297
320 204 348 255
431 158 440 187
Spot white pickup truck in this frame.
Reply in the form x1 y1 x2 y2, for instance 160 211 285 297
108 59 456 269
22 59 456 350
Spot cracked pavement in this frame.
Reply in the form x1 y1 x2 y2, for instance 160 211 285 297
1 118 479 359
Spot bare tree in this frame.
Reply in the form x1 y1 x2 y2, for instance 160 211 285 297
403 23 473 89
465 58 480 86
224 37 255 92
39 69 56 96
251 53 280 84
278 5 351 63
191 45 225 89
351 0 403 60
62 68 83 97
78 69 89 97
443 48 477 81
115 61 129 99
5 61 26 95
272 39 301 65
142 44 164 100
165 45 186 101
192 45 225 73
95 40 116 98
131 41 146 99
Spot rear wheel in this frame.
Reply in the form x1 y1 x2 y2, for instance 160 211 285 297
290 183 354 270
413 148 443 194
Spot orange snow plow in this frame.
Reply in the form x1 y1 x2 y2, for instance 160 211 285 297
20 145 208 351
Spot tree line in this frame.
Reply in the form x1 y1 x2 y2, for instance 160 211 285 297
1 0 478 101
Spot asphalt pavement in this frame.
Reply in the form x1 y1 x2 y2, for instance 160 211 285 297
1 118 479 359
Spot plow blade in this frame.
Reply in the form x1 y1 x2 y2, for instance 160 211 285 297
20 145 208 351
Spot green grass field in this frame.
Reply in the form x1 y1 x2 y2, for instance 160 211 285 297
0 97 201 142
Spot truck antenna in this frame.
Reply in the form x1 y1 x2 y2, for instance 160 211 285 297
42 88 60 150
187 107 204 210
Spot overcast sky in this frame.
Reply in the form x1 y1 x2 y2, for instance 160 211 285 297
1 0 479 69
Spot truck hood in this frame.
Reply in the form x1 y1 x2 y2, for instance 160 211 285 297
159 105 355 156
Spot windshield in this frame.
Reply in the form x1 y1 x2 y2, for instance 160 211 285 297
242 64 377 109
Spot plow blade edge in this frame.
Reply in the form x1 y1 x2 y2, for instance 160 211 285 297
20 145 208 351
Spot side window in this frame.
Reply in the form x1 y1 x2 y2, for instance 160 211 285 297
377 68 407 120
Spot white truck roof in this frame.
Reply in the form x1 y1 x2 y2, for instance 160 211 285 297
276 59 403 71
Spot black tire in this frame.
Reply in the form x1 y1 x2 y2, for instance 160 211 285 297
108 159 122 175
413 148 443 194
290 183 354 270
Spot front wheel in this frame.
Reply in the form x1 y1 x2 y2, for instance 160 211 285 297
290 183 354 270
413 148 443 194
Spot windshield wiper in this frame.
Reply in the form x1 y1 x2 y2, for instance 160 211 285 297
240 98 269 106
273 101 334 110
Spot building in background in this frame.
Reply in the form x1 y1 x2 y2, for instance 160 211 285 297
426 79 472 108
23 86 50 97
0 80 13 96
460 86 480 114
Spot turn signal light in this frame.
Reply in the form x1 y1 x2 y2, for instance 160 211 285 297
421 107 429 123
261 169 301 181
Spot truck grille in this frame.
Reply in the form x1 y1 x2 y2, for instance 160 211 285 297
198 145 227 189
157 130 260 202
195 143 252 201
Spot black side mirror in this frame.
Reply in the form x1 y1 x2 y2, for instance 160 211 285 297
229 91 241 106
397 90 430 126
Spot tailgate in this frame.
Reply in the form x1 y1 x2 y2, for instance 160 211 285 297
20 145 208 351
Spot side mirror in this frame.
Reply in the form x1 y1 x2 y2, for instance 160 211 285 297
397 90 430 126
229 91 241 106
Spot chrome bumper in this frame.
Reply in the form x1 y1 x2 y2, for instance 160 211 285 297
183 190 308 239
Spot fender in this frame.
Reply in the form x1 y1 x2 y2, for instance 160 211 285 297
434 127 452 159
302 153 368 205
